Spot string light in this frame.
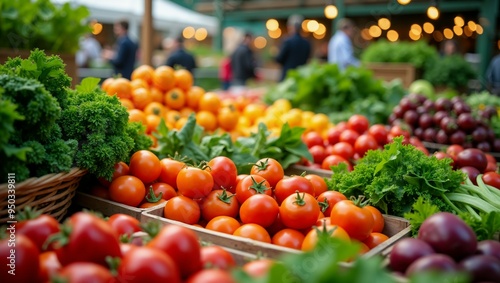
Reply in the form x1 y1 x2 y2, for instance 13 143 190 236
397 0 411 5
427 5 439 20
387 30 399 42
266 19 279 31
378 18 391 30
423 22 434 34
324 5 338 19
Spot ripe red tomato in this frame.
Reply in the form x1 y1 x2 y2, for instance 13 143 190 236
158 158 185 189
330 200 375 241
242 259 275 278
316 190 347 217
118 246 181 283
446 144 464 162
368 124 388 145
354 134 379 158
98 161 130 187
16 212 60 251
301 225 350 251
330 141 354 160
482 171 500 189
38 251 61 283
147 225 202 278
207 156 238 192
205 216 241 234
274 175 315 204
365 205 385 233
239 194 279 228
149 182 177 201
321 155 352 171
339 129 360 146
107 213 142 237
200 246 236 270
279 192 320 230
0 235 39 283
236 174 248 185
271 228 305 250
303 131 324 148
177 166 214 199
164 195 200 225
250 158 284 188
309 145 327 164
200 189 239 221
233 223 271 243
235 175 272 204
109 175 146 207
326 127 343 145
347 115 370 134
53 212 122 267
58 262 116 283
304 174 328 196
185 269 235 283
362 232 389 249
389 125 411 141
129 150 161 183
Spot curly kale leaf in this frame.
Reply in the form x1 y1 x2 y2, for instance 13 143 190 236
0 49 71 108
327 137 464 216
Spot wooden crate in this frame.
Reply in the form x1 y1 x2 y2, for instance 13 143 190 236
141 206 411 259
74 192 163 220
365 63 417 88
285 164 332 178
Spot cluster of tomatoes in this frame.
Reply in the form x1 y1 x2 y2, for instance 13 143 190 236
301 114 428 171
0 209 277 283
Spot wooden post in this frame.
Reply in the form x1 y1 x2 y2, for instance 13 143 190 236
141 0 153 66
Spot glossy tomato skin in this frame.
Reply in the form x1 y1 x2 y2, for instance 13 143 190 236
233 224 271 243
482 171 500 190
185 269 236 283
271 228 305 250
239 194 279 228
362 232 389 249
250 158 284 188
16 214 60 251
164 195 200 224
301 225 350 251
150 182 177 201
147 225 202 279
58 262 116 283
235 175 272 204
200 246 236 270
321 155 352 171
128 150 161 183
0 234 39 283
205 216 241 235
98 161 130 187
354 134 379 158
330 142 355 160
368 124 388 145
107 214 142 238
109 175 146 207
274 175 315 205
242 259 275 278
54 212 122 267
316 190 347 217
177 166 214 199
207 156 238 192
158 158 185 189
38 251 61 282
200 190 239 222
304 174 328 196
280 192 320 230
347 115 370 134
330 200 374 241
118 247 181 283
365 206 385 233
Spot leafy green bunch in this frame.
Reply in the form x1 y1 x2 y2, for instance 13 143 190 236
423 54 477 90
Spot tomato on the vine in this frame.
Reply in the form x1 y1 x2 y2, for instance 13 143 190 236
200 189 239 221
316 190 347 217
129 150 161 184
207 156 238 192
164 195 200 225
177 166 214 199
235 175 272 204
149 182 177 201
274 175 315 205
250 158 284 188
118 247 181 283
330 199 374 241
239 194 279 228
279 192 320 230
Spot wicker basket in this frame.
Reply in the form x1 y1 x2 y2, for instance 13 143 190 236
0 168 87 223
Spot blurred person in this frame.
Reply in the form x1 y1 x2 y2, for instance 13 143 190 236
441 39 460 57
230 32 257 86
165 36 197 73
487 53 500 95
76 33 102 68
275 14 311 81
219 57 232 90
102 19 138 79
328 18 360 71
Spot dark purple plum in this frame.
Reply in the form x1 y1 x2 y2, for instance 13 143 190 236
414 127 424 140
476 240 500 260
459 255 500 283
389 238 435 273
449 130 466 145
453 101 472 115
475 141 492 153
419 113 434 129
418 212 477 260
457 113 477 131
393 105 404 119
404 110 419 127
400 97 417 112
423 128 437 142
461 166 481 185
433 111 449 125
435 97 453 111
494 139 500 152
436 129 449 144
406 254 458 277
440 116 458 135
423 99 435 112
456 148 488 172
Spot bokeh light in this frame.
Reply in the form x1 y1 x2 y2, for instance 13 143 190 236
369 25 382 37
254 36 267 49
361 28 372 40
454 16 464 27
411 24 422 36
324 5 338 19
378 18 391 30
183 26 195 39
266 19 279 31
453 26 463 36
307 20 319 32
194 28 207 41
427 6 439 20
423 22 434 34
443 28 454 39
409 30 420 41
387 30 399 42
476 24 483 34
397 0 411 5
268 28 282 39
433 30 443 42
